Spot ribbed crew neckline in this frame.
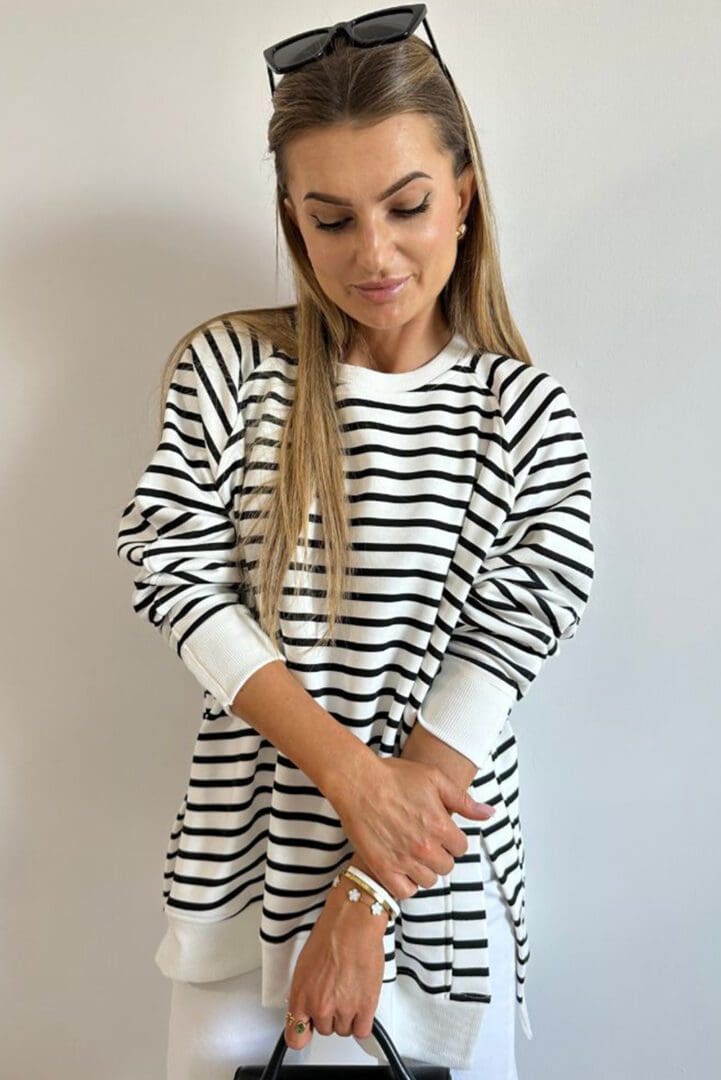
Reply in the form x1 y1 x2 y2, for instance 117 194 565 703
335 330 472 394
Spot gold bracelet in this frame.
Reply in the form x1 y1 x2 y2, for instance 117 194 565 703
331 871 392 920
343 868 394 915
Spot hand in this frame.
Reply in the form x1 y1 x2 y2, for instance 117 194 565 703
332 756 496 901
283 874 388 1053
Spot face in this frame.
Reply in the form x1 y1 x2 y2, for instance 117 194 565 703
282 112 476 342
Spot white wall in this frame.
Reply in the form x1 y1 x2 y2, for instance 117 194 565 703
1 2 718 1077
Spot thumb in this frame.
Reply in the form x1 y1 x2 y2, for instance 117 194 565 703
437 772 496 820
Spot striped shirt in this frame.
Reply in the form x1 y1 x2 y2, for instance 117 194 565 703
115 320 594 1069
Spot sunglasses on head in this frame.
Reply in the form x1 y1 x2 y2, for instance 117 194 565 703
263 4 456 97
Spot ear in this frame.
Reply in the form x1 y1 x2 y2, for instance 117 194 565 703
457 163 477 221
283 196 297 227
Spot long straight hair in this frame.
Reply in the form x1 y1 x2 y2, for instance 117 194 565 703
157 35 532 650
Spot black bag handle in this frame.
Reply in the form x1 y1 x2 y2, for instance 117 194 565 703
235 1015 450 1079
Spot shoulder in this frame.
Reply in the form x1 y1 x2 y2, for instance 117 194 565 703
177 313 296 409
475 351 575 431
474 351 565 408
471 351 587 484
182 317 275 389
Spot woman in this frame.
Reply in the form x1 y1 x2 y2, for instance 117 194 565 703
116 8 595 1078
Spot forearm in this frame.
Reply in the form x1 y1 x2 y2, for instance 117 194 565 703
231 660 374 805
399 718 479 790
343 721 479 883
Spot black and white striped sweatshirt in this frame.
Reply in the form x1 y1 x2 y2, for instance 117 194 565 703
115 320 594 1070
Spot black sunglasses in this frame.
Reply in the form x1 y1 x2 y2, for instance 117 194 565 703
263 4 456 98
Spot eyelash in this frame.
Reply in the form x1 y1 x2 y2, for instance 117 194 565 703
312 194 432 232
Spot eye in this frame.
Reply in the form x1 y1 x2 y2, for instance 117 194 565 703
312 194 432 232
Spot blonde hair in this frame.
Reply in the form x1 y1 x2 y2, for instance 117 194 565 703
157 35 532 650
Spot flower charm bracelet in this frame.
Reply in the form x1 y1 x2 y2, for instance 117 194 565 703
331 864 401 924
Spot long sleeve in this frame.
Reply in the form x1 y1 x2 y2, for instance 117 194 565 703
416 368 595 770
115 324 285 709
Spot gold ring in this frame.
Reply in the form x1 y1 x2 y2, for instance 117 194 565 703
285 1010 311 1034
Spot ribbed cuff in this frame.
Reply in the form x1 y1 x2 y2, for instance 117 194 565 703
173 603 285 709
415 652 516 769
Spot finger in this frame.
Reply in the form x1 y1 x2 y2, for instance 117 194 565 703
353 1011 375 1040
434 769 496 821
415 842 457 877
333 1012 356 1038
312 1010 334 1037
284 1005 314 1050
427 851 456 876
390 871 419 899
457 785 497 821
444 824 470 859
411 864 437 889
407 853 439 889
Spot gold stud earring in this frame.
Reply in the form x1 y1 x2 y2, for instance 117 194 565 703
456 223 467 240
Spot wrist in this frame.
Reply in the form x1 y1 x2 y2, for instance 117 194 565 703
404 716 478 790
322 745 380 814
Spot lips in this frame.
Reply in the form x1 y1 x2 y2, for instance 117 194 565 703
355 276 409 291
354 277 410 303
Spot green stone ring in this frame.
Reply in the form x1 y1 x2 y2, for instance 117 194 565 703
286 1011 309 1034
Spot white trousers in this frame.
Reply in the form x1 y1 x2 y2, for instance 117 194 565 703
165 876 519 1080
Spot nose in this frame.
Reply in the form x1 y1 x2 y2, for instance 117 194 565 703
352 214 397 270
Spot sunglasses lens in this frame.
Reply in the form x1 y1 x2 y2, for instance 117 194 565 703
272 31 330 71
271 9 417 70
351 11 415 43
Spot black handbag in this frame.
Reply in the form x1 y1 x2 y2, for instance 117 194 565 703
233 1015 451 1079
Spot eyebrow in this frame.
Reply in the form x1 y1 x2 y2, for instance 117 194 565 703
302 170 432 207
